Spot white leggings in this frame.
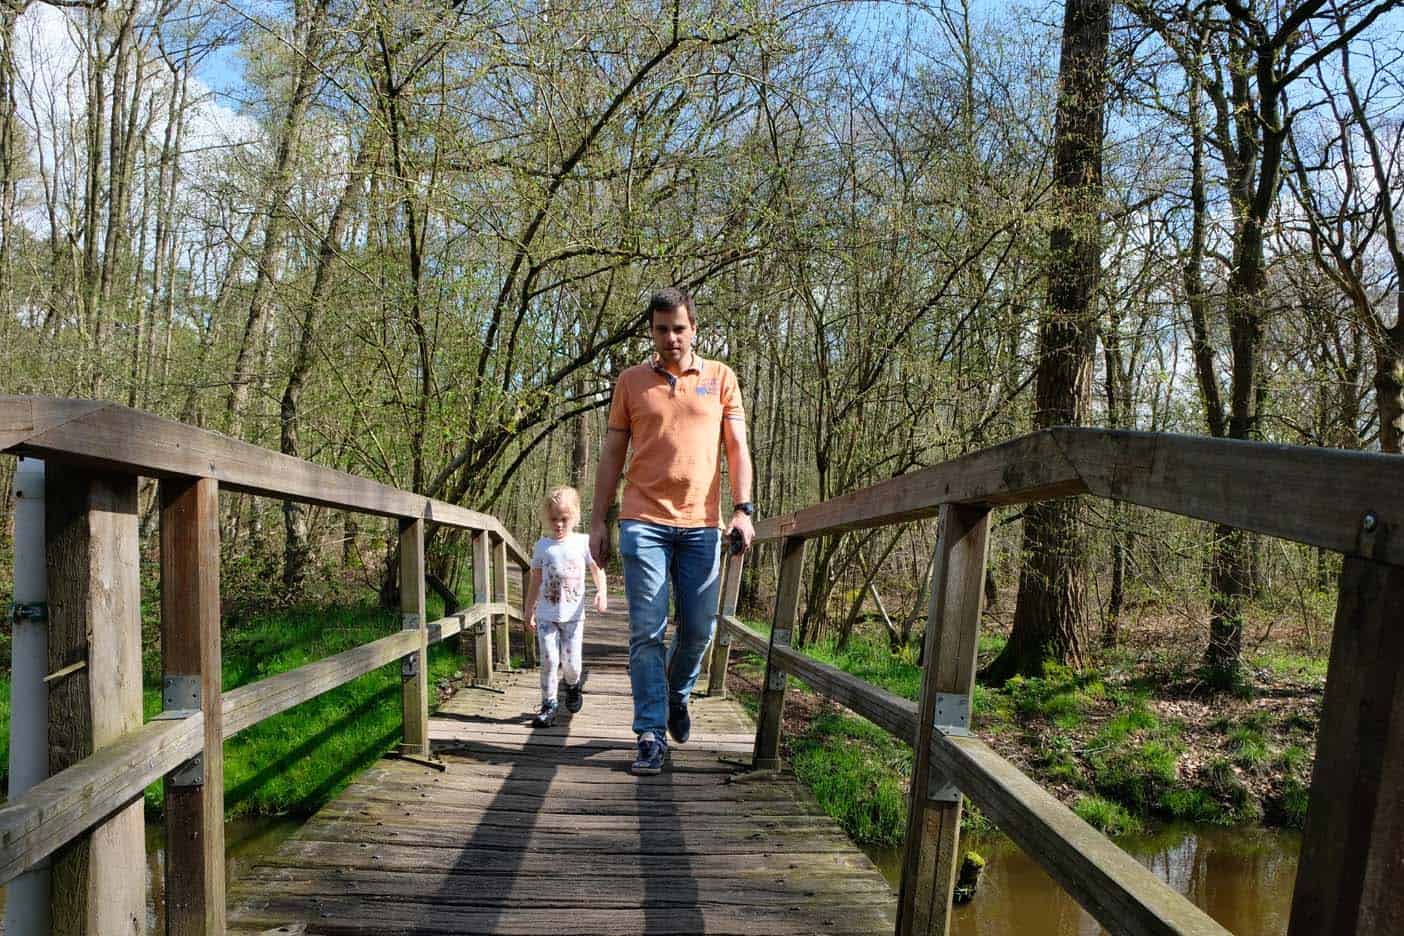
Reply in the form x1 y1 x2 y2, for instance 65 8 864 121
538 617 584 702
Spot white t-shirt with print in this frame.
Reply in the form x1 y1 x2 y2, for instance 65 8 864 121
531 533 597 623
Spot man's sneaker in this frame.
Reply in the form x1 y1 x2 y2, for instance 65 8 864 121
631 732 667 775
532 700 559 728
562 680 584 714
668 700 691 744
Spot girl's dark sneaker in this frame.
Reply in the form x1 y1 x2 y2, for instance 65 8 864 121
533 700 559 728
562 680 583 714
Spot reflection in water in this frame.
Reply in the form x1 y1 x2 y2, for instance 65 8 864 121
0 816 301 934
865 825 1301 936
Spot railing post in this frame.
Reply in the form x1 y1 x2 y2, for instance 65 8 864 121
46 468 145 934
519 561 537 667
492 532 511 671
160 477 226 936
399 518 429 755
706 548 745 698
471 531 494 685
753 536 805 770
897 503 991 936
1287 554 1404 935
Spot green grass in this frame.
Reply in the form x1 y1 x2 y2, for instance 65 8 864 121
1 597 466 816
1074 795 1143 836
1251 651 1328 681
791 712 912 847
152 599 461 817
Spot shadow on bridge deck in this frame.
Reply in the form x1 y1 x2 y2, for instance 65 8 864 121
227 604 896 935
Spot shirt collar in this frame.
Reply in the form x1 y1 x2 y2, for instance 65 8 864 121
649 351 703 377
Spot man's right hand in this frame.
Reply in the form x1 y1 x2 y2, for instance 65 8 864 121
590 523 611 566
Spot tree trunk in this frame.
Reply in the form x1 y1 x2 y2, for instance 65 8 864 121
281 136 371 596
226 0 330 437
1375 326 1404 454
983 0 1109 685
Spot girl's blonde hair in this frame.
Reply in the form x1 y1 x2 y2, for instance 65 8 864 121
540 485 582 528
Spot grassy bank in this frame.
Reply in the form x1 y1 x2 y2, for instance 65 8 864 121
2 597 481 818
727 620 1318 847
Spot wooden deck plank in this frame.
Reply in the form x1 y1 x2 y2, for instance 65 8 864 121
227 604 897 935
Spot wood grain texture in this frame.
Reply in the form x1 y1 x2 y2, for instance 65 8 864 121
0 715 203 888
471 532 495 685
706 552 745 699
753 537 805 771
44 470 145 935
898 504 989 936
718 616 1229 936
160 476 226 935
400 518 430 755
0 396 527 563
1287 557 1404 936
226 603 896 935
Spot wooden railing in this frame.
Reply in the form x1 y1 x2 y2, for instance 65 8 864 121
0 397 530 933
707 427 1403 936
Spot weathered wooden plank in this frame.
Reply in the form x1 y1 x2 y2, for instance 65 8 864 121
1058 428 1404 568
471 532 494 685
899 504 989 936
753 537 805 770
754 432 1082 542
721 616 1230 936
400 518 430 755
222 630 421 737
0 715 203 887
1287 556 1404 935
706 551 745 698
45 469 145 935
159 476 226 936
934 732 1229 936
491 533 512 671
0 396 528 563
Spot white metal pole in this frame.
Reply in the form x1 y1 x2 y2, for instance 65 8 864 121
7 456 50 932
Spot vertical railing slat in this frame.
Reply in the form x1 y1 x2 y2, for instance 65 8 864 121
160 477 226 935
492 532 511 671
706 548 745 698
46 469 145 935
753 536 805 770
400 518 429 755
897 503 991 936
471 531 494 685
1287 554 1404 936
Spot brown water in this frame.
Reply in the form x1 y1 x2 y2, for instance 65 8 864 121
0 815 301 933
865 825 1302 936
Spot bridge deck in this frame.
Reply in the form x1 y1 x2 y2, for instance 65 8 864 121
227 605 898 935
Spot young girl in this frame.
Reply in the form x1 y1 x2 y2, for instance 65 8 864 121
525 486 607 727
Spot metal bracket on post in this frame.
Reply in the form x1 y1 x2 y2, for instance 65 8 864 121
158 675 204 787
402 651 420 678
9 602 47 625
402 612 421 631
927 692 971 804
765 629 792 690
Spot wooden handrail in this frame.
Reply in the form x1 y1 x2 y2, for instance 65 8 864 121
718 616 1231 936
756 427 1404 568
0 603 513 889
0 396 529 565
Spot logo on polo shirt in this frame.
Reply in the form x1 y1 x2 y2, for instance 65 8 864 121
697 378 720 397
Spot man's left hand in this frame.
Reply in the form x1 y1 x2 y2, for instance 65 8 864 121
726 511 756 553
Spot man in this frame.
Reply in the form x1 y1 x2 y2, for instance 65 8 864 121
590 287 756 775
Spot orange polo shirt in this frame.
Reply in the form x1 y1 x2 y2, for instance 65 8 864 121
607 354 745 528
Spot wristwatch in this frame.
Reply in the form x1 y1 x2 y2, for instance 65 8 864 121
733 502 756 517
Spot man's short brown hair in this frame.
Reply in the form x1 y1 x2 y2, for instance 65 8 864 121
646 287 695 326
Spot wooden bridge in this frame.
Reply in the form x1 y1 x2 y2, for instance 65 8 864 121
2 396 1402 935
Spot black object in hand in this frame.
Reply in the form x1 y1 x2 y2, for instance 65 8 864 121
728 527 746 555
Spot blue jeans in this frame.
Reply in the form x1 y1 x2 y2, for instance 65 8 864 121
619 520 722 739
